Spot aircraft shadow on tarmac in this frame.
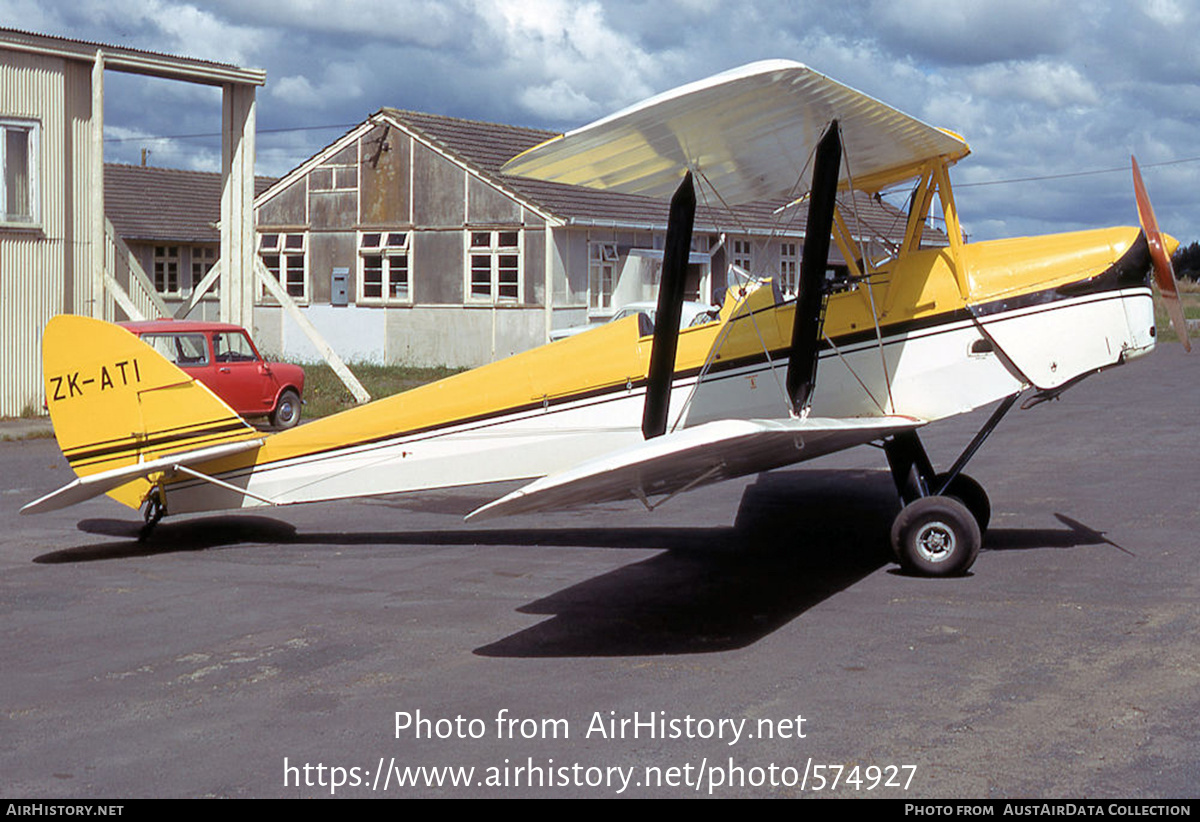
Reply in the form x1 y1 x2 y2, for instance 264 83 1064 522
33 469 1123 656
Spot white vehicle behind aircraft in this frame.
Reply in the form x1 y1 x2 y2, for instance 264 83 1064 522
549 301 719 341
24 61 1189 577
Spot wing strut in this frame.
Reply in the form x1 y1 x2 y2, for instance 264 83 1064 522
642 171 696 439
786 121 842 414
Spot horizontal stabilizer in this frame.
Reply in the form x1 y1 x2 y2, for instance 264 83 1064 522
21 439 263 515
467 416 922 521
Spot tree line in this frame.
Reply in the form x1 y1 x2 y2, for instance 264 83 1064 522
1173 241 1200 280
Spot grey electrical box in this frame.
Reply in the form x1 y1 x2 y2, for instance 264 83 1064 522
331 267 349 306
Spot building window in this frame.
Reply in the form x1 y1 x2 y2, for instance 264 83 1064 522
732 238 753 272
779 241 798 296
588 242 618 313
191 246 218 295
467 230 521 303
153 246 181 294
359 231 411 304
259 232 307 300
1 119 38 226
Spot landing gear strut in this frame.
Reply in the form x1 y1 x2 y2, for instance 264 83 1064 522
883 394 1017 576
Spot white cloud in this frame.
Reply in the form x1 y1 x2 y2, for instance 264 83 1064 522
103 125 220 171
269 62 366 109
483 0 661 120
271 75 322 109
1141 0 1186 26
966 61 1100 109
866 0 1074 65
518 78 598 121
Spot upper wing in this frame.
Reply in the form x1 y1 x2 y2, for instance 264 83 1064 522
501 59 970 203
467 415 922 521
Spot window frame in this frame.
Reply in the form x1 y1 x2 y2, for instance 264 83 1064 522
153 245 182 296
588 242 618 316
731 237 754 272
465 229 523 304
0 118 40 228
258 232 308 302
779 241 798 296
191 245 219 297
358 230 412 305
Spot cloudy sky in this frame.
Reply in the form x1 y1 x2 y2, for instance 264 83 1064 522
4 0 1198 242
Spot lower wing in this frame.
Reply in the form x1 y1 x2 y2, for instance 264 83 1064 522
467 415 923 521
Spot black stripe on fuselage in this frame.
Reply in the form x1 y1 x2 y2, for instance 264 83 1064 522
65 420 253 468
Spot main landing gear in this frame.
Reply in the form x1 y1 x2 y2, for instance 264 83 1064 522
883 394 1017 576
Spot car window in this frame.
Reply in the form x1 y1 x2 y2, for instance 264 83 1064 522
142 333 209 366
213 332 259 363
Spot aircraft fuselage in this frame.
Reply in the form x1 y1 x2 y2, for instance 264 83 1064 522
158 225 1155 515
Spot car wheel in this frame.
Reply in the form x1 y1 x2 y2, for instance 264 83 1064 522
891 496 981 577
270 389 301 430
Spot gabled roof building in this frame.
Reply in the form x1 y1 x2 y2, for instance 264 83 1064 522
253 108 939 369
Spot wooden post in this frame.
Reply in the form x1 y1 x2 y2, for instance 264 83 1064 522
220 83 256 330
90 50 104 319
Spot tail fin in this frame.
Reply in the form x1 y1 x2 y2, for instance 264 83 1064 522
41 315 260 510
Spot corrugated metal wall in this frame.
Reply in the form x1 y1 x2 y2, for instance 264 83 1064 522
66 54 95 319
0 51 94 416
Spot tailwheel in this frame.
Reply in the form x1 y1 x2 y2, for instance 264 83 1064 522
935 472 990 533
138 491 166 542
891 496 981 577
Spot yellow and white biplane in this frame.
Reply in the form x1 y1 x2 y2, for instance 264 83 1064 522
23 60 1190 576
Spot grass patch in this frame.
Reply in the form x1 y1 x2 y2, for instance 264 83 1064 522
1154 277 1200 343
0 424 55 441
296 362 463 420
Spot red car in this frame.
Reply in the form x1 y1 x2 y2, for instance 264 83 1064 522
119 320 305 429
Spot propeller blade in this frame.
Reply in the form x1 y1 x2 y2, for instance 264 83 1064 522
1133 156 1190 352
642 172 696 439
786 121 842 412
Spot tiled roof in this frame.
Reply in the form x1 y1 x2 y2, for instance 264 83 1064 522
384 108 942 244
105 164 276 244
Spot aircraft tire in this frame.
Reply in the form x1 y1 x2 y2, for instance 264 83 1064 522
935 472 990 533
271 389 302 430
891 496 981 577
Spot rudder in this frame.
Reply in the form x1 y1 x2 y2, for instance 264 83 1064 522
42 315 259 510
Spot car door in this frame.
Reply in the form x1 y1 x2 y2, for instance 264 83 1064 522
208 330 278 415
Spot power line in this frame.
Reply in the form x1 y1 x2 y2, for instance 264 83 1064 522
104 122 357 144
956 156 1200 188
